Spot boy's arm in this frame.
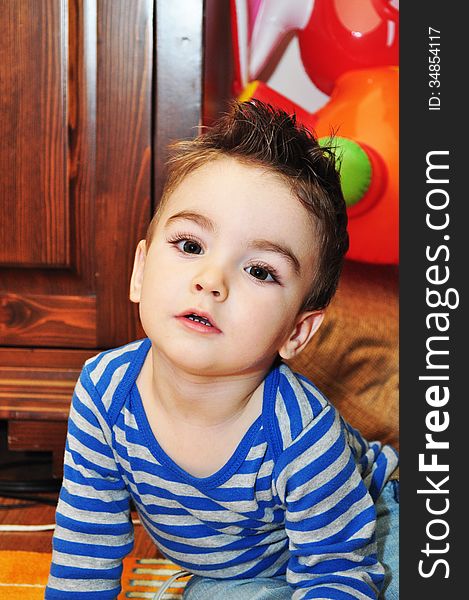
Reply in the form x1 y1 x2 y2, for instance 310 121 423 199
46 366 134 599
276 406 384 600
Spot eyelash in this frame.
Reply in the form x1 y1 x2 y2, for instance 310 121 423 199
246 261 281 284
166 233 282 284
167 232 204 250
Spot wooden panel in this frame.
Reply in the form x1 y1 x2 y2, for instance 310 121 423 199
0 346 94 369
0 0 70 268
0 292 96 347
153 0 204 203
203 0 234 126
0 346 94 420
0 0 153 349
0 0 97 297
0 0 98 348
66 0 97 285
95 0 153 346
8 420 68 451
8 420 68 476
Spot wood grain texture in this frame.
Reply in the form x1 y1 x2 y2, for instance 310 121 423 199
95 0 153 346
0 346 94 368
0 292 96 347
1 0 153 349
0 0 70 267
8 420 68 476
0 347 94 421
0 397 73 421
153 0 204 204
203 0 234 126
0 0 98 348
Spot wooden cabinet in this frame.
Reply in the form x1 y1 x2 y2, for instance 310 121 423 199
0 0 232 474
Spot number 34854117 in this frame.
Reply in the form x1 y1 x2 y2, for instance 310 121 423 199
428 27 441 89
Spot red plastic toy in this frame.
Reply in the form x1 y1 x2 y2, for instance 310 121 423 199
231 0 399 264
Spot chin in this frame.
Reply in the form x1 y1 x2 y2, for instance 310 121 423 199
155 338 275 378
162 345 223 374
168 352 245 378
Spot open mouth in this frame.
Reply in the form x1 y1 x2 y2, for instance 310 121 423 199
184 313 213 327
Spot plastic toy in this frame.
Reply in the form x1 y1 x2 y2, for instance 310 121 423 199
231 0 399 264
249 0 399 95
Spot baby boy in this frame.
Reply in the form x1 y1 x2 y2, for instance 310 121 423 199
46 101 399 599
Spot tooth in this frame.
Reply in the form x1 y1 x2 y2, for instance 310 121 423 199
187 314 212 326
183 312 213 326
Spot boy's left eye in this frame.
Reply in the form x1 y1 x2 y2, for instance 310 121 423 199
245 265 276 282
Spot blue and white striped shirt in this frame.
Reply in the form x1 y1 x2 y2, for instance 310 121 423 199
46 338 398 599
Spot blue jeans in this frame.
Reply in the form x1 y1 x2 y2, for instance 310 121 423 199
183 481 399 599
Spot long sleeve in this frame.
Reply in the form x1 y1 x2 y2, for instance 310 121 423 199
274 405 384 599
46 366 134 599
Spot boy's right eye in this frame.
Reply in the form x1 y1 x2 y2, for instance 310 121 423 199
181 240 203 254
168 235 204 255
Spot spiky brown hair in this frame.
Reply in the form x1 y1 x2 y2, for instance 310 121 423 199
147 100 349 311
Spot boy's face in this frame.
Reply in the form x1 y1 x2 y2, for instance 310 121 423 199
130 157 323 377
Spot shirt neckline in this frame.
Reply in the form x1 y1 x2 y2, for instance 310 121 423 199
129 340 279 490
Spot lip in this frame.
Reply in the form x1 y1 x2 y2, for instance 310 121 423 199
175 309 222 334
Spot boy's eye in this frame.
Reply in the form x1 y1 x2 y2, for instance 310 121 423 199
246 265 275 282
179 240 203 254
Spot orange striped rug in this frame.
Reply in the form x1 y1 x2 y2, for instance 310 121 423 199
0 551 190 599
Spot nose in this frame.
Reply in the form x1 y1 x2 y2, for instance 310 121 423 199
191 265 228 301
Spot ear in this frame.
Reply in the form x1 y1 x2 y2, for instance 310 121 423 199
129 240 147 303
278 310 324 360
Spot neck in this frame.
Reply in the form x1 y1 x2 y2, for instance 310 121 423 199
144 345 270 428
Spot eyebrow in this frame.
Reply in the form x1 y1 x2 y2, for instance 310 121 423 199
165 210 217 233
248 240 301 275
165 210 301 275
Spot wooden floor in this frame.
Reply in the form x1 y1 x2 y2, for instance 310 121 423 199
0 425 160 558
